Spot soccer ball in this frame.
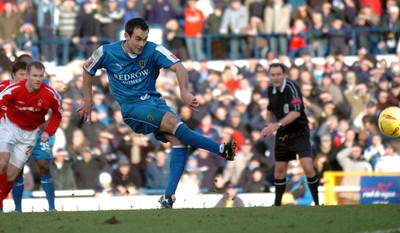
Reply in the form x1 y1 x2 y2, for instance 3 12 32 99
378 106 400 138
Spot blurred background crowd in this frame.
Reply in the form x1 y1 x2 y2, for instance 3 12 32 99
0 0 399 205
0 0 400 65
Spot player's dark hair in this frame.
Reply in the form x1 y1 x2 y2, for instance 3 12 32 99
12 61 28 73
125 18 149 36
268 63 287 74
27 61 45 73
16 54 33 64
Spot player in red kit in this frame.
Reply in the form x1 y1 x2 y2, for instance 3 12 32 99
0 61 28 118
0 62 62 211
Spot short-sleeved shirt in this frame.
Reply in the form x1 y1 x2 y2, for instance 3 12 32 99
267 79 309 133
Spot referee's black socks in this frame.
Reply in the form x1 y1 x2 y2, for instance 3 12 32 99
274 178 287 206
307 175 320 206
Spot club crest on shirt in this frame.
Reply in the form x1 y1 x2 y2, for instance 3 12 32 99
139 60 145 69
147 115 154 121
38 99 42 107
291 96 302 106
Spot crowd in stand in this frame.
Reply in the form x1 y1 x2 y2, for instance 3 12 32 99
0 0 399 202
0 0 400 64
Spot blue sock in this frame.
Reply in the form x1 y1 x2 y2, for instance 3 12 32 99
40 175 55 210
174 123 223 156
165 146 188 196
13 177 24 212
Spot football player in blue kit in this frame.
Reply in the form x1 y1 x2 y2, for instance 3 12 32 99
79 18 237 208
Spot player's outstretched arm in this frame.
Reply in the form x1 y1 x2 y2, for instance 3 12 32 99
169 62 199 112
78 71 94 123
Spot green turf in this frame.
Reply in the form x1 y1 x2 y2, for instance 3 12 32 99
0 205 399 233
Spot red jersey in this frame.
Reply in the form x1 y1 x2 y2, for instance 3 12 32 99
183 7 205 37
0 80 62 136
0 80 11 118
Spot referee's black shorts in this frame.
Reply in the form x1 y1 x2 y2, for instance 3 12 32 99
275 127 313 162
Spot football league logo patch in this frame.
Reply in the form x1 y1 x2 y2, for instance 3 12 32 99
170 54 179 61
139 60 145 68
291 96 302 106
83 58 95 70
147 115 154 121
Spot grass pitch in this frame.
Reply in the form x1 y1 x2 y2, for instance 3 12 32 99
0 204 399 233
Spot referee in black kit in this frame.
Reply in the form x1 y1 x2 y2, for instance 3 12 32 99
261 63 320 206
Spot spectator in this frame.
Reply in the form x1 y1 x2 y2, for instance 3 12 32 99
50 149 77 190
377 6 400 54
204 6 225 59
337 143 373 204
73 147 108 190
344 83 370 121
240 16 268 59
146 0 177 28
72 0 101 59
67 128 91 160
308 11 328 58
59 109 78 148
313 153 330 185
17 0 36 25
363 134 385 168
176 171 201 199
292 3 313 25
57 0 79 39
264 0 291 58
145 150 169 190
321 2 336 26
343 0 357 25
247 0 266 19
0 1 23 43
34 0 58 64
244 167 269 193
353 14 374 52
288 19 308 59
183 0 205 61
112 156 143 195
92 91 111 127
327 18 351 55
223 139 255 186
219 0 248 59
282 160 314 206
92 131 118 168
312 134 341 171
359 3 380 26
195 148 224 190
164 19 189 61
179 105 200 130
122 0 141 25
95 0 125 42
374 143 400 172
81 109 107 147
94 172 116 197
215 183 245 208
16 23 40 62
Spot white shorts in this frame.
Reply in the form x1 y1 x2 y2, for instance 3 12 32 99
0 118 39 169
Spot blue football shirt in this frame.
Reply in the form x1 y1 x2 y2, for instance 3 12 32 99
83 41 180 105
